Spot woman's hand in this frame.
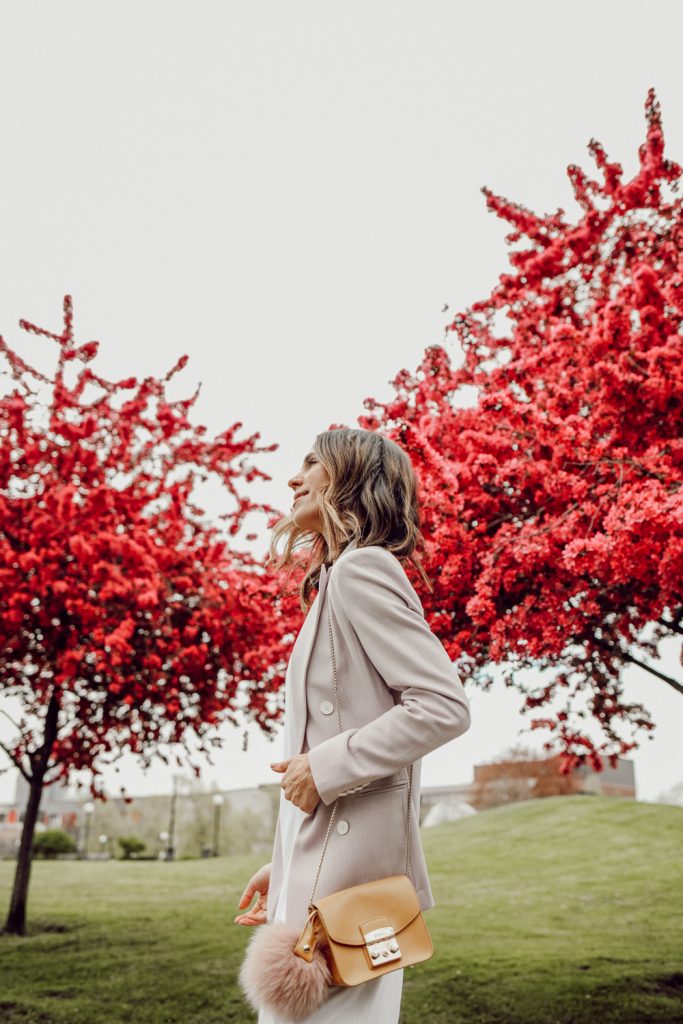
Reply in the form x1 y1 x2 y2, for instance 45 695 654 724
271 753 321 813
234 862 271 926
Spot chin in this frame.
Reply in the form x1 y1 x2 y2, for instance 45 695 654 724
293 504 314 530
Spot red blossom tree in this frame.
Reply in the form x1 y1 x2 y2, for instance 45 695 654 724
359 90 683 773
0 296 298 934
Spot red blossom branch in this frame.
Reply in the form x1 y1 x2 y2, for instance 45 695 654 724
357 89 683 769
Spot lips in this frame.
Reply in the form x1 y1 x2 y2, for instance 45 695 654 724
293 491 308 505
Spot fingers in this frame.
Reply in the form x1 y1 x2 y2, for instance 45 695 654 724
234 892 267 926
238 873 269 908
270 760 289 773
234 910 264 925
237 882 258 909
234 909 268 926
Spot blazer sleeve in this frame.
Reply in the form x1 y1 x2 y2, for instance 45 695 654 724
307 547 471 806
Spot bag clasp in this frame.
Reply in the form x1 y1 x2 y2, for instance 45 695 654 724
362 924 401 966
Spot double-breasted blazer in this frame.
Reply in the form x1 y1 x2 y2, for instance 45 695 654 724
266 538 472 931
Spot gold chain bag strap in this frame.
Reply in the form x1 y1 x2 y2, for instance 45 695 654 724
293 609 434 986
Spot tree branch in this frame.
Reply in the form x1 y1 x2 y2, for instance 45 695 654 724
622 651 683 696
0 740 32 782
0 708 22 732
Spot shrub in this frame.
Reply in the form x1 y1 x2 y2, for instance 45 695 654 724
117 836 147 860
33 830 77 859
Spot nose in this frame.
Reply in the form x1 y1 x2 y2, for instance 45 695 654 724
288 470 303 491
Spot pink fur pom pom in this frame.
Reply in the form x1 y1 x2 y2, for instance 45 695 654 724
239 921 332 1021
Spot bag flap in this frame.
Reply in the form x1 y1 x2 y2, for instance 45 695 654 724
313 874 421 947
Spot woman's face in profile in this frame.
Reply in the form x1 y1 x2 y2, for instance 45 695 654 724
288 449 330 534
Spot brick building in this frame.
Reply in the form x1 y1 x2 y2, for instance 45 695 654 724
470 754 636 809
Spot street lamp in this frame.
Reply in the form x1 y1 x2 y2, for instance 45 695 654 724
212 794 224 857
166 776 179 861
158 830 169 860
82 801 95 859
98 833 108 859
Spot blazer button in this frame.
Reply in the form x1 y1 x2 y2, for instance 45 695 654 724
336 820 349 835
320 700 334 715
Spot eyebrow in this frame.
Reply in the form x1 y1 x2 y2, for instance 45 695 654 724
303 452 315 465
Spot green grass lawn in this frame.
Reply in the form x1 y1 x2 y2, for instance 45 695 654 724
1 795 682 1023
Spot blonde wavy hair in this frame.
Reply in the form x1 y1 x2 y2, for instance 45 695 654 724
268 427 433 611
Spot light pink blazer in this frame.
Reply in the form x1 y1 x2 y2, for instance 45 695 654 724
267 538 472 930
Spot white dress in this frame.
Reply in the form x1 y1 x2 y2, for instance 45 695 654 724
257 565 404 1024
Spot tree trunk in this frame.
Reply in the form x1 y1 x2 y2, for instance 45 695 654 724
3 692 59 936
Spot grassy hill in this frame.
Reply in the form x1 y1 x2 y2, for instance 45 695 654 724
1 795 681 1023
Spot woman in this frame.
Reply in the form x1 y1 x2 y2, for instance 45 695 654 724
235 427 471 1022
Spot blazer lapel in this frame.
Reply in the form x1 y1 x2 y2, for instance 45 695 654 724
291 537 358 755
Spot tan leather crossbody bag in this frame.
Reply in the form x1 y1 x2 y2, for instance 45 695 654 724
293 609 434 985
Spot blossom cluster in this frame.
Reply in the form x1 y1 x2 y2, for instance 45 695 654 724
0 296 299 796
359 90 682 770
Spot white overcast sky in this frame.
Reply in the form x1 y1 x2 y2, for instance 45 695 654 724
1 1 682 805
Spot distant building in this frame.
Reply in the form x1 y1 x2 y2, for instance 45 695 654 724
470 754 636 809
419 783 473 825
0 772 279 859
0 774 82 857
572 757 636 797
0 755 637 857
